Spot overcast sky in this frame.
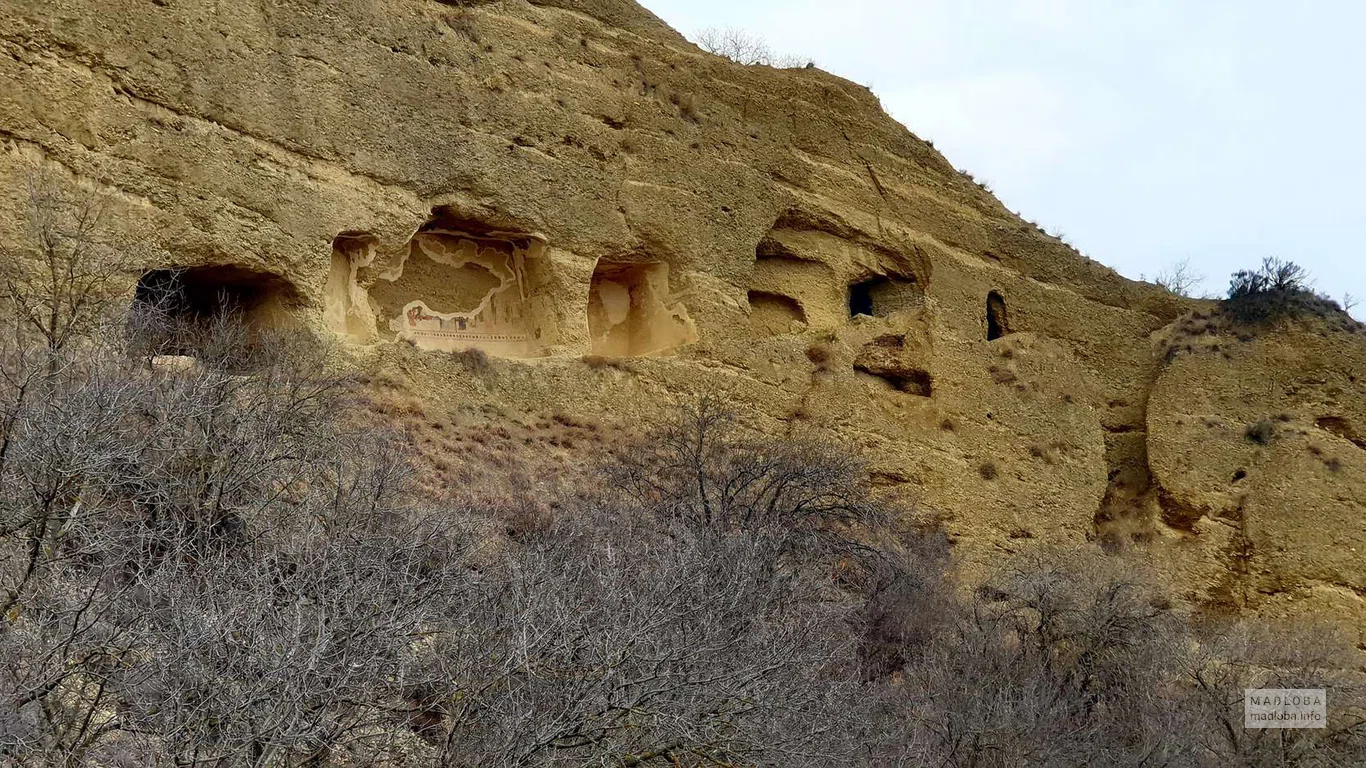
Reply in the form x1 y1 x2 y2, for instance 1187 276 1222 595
641 0 1365 313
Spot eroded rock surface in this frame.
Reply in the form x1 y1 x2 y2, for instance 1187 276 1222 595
2 0 1362 620
1147 325 1366 622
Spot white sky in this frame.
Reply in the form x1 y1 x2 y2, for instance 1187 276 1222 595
640 0 1365 313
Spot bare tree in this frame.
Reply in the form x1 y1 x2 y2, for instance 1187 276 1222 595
0 312 452 765
0 356 883 765
695 27 811 69
1221 257 1345 326
406 518 870 766
608 395 886 535
1182 621 1366 767
1153 258 1204 297
0 169 131 359
870 552 1190 766
1228 257 1311 300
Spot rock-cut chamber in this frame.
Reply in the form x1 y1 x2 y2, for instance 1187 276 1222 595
326 216 560 358
588 261 697 356
849 275 924 319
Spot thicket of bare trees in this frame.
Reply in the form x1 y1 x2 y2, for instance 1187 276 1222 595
0 171 131 359
0 171 1363 765
0 318 891 764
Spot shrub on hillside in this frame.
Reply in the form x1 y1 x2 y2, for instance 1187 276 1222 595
1222 257 1348 327
1246 418 1277 445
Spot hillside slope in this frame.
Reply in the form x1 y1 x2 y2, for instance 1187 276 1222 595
1 0 1362 624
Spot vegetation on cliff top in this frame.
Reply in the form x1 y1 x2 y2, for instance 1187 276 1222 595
1222 257 1361 331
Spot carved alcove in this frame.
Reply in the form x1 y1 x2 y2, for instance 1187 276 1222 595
747 291 807 337
326 233 379 343
853 333 933 397
848 274 924 318
326 212 561 358
987 290 1011 340
746 219 843 336
587 260 697 356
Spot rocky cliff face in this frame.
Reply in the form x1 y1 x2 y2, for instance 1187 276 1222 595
2 0 1362 624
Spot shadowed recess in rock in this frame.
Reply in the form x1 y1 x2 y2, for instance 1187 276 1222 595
849 275 924 319
748 290 807 337
987 290 1010 340
853 334 933 397
134 265 301 329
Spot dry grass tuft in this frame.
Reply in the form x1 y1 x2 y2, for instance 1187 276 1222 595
452 347 492 374
1245 419 1276 445
584 355 632 372
805 340 835 372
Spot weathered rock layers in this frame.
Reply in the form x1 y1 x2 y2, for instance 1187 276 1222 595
2 0 1362 624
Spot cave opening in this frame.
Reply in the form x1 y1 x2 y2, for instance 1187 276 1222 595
849 279 876 318
849 275 923 319
588 260 696 356
131 265 303 359
987 290 1010 340
134 266 300 330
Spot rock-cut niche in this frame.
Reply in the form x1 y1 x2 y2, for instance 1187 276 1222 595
748 291 806 337
987 290 1010 340
326 212 560 358
747 219 844 336
588 260 697 356
849 275 923 319
854 334 932 397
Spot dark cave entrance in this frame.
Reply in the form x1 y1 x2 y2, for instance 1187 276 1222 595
132 266 302 356
987 290 1010 340
134 266 301 328
849 275 924 319
849 279 876 317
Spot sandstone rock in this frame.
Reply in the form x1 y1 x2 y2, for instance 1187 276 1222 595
1147 322 1366 613
1 0 1361 620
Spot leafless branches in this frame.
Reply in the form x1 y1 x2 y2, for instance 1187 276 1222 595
0 323 437 765
409 522 866 765
607 395 886 540
1221 257 1355 326
0 358 1362 765
1182 621 1366 766
0 170 131 359
1152 258 1204 297
695 27 812 69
